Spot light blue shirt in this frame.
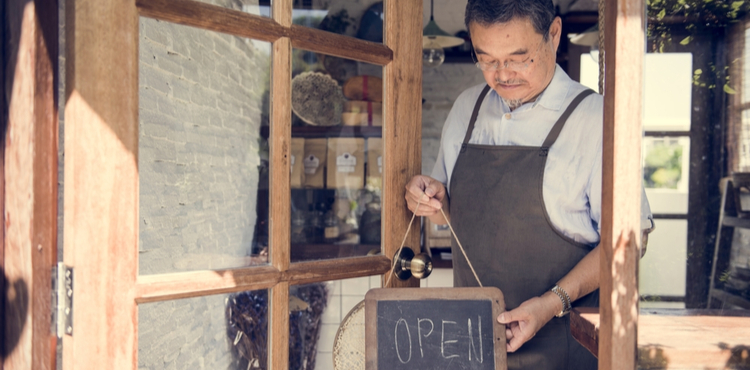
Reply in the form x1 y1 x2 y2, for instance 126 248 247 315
432 65 652 246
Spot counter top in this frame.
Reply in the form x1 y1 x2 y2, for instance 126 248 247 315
570 307 750 369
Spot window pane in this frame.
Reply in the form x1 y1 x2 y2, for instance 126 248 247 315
580 53 693 132
138 18 271 275
289 49 383 262
643 136 690 214
138 289 268 369
292 276 382 369
639 220 687 309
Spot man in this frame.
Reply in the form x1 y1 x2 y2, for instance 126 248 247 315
404 1 653 369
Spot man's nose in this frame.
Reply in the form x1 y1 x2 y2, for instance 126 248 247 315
494 67 516 82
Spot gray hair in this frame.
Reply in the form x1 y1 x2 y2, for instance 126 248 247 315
465 0 556 41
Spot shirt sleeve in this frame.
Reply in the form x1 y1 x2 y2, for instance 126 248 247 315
429 85 482 189
431 141 449 185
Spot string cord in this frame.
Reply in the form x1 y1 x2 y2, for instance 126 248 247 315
438 207 483 287
384 196 423 288
385 194 483 288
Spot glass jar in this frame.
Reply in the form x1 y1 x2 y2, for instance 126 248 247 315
291 208 307 244
359 198 381 245
323 209 340 244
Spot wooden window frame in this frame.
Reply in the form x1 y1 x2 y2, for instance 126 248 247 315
60 0 422 369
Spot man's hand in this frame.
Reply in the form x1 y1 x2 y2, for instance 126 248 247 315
496 292 560 352
404 175 446 217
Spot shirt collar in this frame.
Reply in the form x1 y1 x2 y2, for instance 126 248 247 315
534 64 572 111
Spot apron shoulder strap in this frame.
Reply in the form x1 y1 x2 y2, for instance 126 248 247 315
461 84 493 145
540 89 596 152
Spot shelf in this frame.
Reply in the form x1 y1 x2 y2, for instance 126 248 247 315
291 243 380 262
722 215 750 229
427 247 453 269
708 287 750 309
261 125 382 139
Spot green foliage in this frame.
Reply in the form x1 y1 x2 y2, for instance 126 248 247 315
647 0 750 50
719 269 732 283
643 143 683 189
647 1 748 96
648 0 750 27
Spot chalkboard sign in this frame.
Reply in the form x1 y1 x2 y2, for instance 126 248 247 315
365 287 506 370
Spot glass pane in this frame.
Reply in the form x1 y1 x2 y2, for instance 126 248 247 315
193 0 272 18
639 220 687 309
292 276 381 369
580 53 693 132
293 1 383 43
289 49 383 262
138 18 271 275
643 136 690 214
139 289 268 369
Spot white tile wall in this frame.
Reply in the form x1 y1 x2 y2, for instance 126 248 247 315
341 277 370 296
420 268 454 288
315 275 379 370
313 269 455 369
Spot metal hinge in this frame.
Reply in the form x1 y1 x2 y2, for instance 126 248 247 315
52 263 73 338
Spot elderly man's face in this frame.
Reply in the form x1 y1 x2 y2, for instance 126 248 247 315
469 16 561 107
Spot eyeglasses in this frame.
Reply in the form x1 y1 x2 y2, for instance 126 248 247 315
473 40 546 72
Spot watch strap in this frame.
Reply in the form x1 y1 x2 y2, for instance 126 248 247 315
551 285 572 317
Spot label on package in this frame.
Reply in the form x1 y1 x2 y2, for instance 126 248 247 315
336 153 357 173
304 155 320 175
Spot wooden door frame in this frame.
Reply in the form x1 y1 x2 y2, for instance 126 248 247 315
63 0 422 369
3 0 58 369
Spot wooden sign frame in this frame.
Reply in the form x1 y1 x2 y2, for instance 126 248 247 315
365 287 507 370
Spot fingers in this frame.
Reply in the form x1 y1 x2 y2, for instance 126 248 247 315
405 195 439 216
497 309 534 353
404 175 445 214
506 330 528 353
496 310 517 324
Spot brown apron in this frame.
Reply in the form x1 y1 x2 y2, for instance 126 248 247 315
449 85 598 370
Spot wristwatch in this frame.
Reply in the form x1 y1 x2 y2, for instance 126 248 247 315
551 285 572 317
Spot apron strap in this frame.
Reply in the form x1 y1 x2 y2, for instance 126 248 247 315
540 89 596 153
461 84 493 145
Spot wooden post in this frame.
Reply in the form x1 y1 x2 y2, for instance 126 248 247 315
599 0 645 369
382 0 423 288
269 0 291 368
3 0 58 369
63 0 139 368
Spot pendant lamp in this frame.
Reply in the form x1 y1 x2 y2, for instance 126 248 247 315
423 0 464 68
569 24 599 62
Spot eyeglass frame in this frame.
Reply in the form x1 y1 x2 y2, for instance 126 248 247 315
471 37 548 72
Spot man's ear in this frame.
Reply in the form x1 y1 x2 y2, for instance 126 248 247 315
549 16 563 50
